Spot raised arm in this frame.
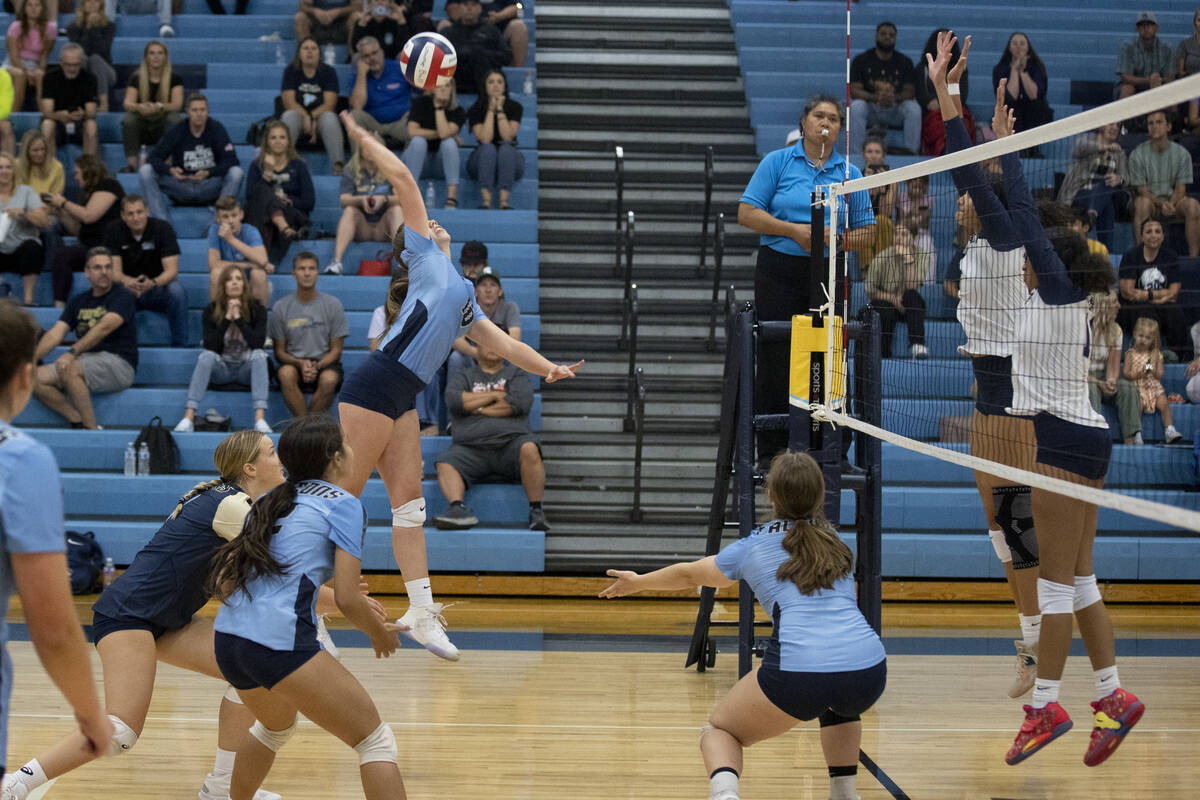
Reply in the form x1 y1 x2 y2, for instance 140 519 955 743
467 315 582 383
341 109 427 233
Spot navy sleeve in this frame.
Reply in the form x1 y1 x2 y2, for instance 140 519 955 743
246 159 265 197
280 65 298 93
320 64 339 94
209 122 238 177
149 122 181 174
945 117 1021 251
1001 152 1082 305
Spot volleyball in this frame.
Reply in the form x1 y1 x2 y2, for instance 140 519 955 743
400 32 457 91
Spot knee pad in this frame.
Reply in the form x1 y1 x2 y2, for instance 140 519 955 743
391 497 426 527
988 529 1012 563
1073 574 1102 612
249 718 298 753
354 722 398 766
818 710 860 728
1037 578 1074 616
223 684 243 704
107 715 138 756
992 486 1039 569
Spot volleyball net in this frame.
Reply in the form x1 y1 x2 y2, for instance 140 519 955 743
815 74 1200 534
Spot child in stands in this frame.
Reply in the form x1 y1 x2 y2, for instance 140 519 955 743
1124 316 1183 443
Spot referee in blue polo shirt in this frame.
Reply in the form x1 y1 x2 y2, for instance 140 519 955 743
738 94 875 467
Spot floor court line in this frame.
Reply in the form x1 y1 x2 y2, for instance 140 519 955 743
858 749 911 800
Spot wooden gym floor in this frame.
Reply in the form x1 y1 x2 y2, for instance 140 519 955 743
4 587 1199 799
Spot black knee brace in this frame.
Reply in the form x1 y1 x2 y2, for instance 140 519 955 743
993 485 1039 570
818 709 861 728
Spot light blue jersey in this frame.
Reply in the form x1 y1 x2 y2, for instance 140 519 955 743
715 519 885 672
214 480 366 652
377 225 485 384
0 420 67 760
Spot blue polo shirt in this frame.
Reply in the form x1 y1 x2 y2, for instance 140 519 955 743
352 60 411 124
739 144 874 257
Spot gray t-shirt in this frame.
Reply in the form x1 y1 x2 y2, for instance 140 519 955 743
268 291 349 360
445 362 534 449
481 298 521 331
0 185 44 254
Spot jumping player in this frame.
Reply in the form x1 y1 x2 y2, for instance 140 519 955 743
336 109 582 661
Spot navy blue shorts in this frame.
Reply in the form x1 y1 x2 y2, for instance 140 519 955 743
214 631 320 691
757 658 887 723
1034 412 1112 480
339 351 424 420
973 356 1014 417
90 610 169 645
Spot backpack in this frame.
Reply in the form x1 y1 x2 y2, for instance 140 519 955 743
66 530 104 595
133 416 181 474
193 409 233 433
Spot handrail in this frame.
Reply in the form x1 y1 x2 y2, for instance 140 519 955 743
629 367 647 523
622 283 640 431
697 145 714 278
618 210 636 349
613 145 625 277
704 212 726 351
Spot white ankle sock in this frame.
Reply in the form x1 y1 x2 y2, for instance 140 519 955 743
828 774 858 800
405 578 433 608
11 759 47 789
1019 614 1042 647
206 747 236 790
1094 665 1120 701
1031 678 1061 709
709 768 738 798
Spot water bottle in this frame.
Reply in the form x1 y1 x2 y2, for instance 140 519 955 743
516 1 524 20
324 43 336 66
138 144 148 168
275 41 286 67
102 557 115 589
522 69 533 95
137 442 150 476
123 442 137 476
425 181 436 208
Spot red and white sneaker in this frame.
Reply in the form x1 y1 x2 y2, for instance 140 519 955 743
1084 688 1144 766
1005 702 1073 765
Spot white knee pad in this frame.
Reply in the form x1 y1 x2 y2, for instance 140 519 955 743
249 718 298 753
1073 574 1102 612
354 722 398 766
108 715 138 756
988 529 1012 563
223 684 243 704
391 498 426 527
1037 578 1074 616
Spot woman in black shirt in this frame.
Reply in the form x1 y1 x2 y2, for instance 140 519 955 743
44 153 124 306
466 69 523 209
121 41 185 173
279 37 344 174
401 82 465 208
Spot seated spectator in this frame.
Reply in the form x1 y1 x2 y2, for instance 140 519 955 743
1088 289 1141 444
431 324 549 532
174 264 271 434
207 194 273 305
991 33 1052 138
848 21 920 155
14 129 64 196
39 43 99 157
1117 218 1190 360
1129 110 1200 255
31 246 137 429
280 37 344 174
245 121 315 263
442 0 512 93
895 175 935 283
105 0 173 39
268 251 348 418
103 194 187 346
1057 122 1129 250
448 264 520 373
294 0 358 48
915 28 974 156
5 0 55 114
324 132 402 275
459 238 487 281
139 92 244 221
1178 8 1200 79
1119 12 1174 100
367 271 439 434
865 221 928 359
45 153 124 308
402 82 464 209
121 41 183 174
854 138 895 268
1069 203 1109 259
351 0 409 59
349 36 411 146
0 69 13 156
481 0 528 67
1124 316 1183 442
66 0 116 112
467 69 524 209
0 152 50 306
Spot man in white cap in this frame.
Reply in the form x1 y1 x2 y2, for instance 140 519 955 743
1119 11 1176 99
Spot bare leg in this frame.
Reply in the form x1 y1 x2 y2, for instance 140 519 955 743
435 461 466 503
22 273 37 305
226 688 294 800
1157 395 1174 429
1071 503 1116 671
701 665 799 778
819 720 862 769
307 367 341 414
504 19 529 67
276 364 308 419
518 441 544 502
32 364 82 424
377 411 427 581
334 206 359 261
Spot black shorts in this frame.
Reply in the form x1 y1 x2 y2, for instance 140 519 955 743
973 355 1014 417
1033 412 1112 480
435 436 540 487
50 117 88 147
90 610 169 645
757 658 887 723
214 631 320 691
340 351 424 419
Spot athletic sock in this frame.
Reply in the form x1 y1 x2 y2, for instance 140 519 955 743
10 759 48 790
1019 613 1042 647
1031 678 1061 709
828 764 858 800
1094 665 1120 701
708 767 738 798
529 500 542 510
405 578 433 608
205 748 236 792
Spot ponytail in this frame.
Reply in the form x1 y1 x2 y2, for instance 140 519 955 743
208 481 295 602
775 517 854 595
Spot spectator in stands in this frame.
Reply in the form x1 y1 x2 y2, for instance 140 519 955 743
1129 110 1200 255
467 68 523 210
848 21 920 155
280 36 344 175
0 152 50 306
245 120 315 263
175 263 272 433
1125 316 1183 442
207 194 273 305
104 194 187 346
349 35 412 146
1069 203 1110 259
105 0 174 38
0 70 14 156
121 41 184 174
915 28 973 156
5 0 56 114
854 138 895 269
1118 217 1190 361
66 0 116 113
459 238 488 280
895 175 936 283
473 266 520 338
268 250 348 418
32 246 137 429
14 129 64 196
45 153 124 308
1177 8 1200 79
992 33 1052 139
442 0 526 67
351 0 409 59
294 0 359 48
432 324 550 532
139 92 244 222
39 43 99 157
866 220 928 359
443 0 511 93
1185 348 1200 404
367 271 440 434
402 82 464 209
1119 11 1175 99
324 131 402 275
1088 289 1142 445
1057 122 1129 250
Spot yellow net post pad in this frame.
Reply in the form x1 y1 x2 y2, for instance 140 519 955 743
788 315 845 411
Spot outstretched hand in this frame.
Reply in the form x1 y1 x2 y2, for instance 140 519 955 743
924 29 957 87
546 360 584 383
993 79 1016 138
599 569 641 598
340 110 370 148
948 34 971 84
